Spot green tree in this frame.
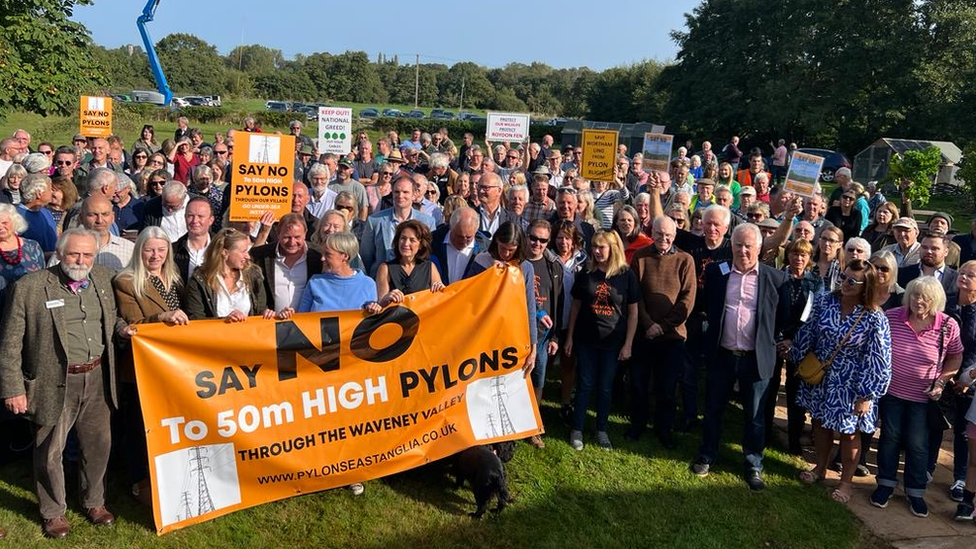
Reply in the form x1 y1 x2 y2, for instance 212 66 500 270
90 45 153 92
441 63 494 109
156 33 228 94
226 44 285 74
0 0 105 115
885 146 943 206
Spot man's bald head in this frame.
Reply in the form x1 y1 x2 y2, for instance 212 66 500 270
81 195 115 236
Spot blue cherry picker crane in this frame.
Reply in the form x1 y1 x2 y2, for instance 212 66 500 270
130 0 174 106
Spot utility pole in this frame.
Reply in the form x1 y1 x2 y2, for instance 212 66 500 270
459 77 465 111
414 54 420 108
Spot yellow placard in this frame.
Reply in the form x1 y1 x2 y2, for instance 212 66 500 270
580 129 618 182
132 267 541 534
79 96 113 138
229 133 296 222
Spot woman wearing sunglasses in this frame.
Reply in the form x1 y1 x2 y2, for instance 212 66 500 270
791 259 891 505
826 190 864 243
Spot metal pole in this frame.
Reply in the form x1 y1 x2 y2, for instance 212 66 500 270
459 77 465 111
414 54 420 108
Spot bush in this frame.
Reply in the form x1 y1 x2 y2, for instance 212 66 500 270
175 106 231 124
256 110 305 129
364 117 555 144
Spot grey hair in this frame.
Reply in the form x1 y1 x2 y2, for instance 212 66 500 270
714 184 732 197
450 206 478 229
87 167 120 194
22 152 51 174
870 250 898 292
307 162 331 181
702 204 732 227
904 276 946 313
290 120 302 128
161 180 187 200
429 153 449 170
192 164 213 182
3 163 26 182
56 227 99 257
324 231 359 262
634 192 651 205
335 190 358 211
754 172 769 184
506 184 528 202
845 237 871 255
731 221 762 244
19 173 51 203
0 203 28 233
421 132 432 142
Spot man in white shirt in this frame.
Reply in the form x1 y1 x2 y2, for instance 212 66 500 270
306 163 338 219
431 207 488 285
159 181 189 242
250 213 322 313
174 197 214 282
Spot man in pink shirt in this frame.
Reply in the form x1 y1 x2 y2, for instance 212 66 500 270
772 139 789 185
691 223 789 491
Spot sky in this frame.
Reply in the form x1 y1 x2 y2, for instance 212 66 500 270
72 0 700 71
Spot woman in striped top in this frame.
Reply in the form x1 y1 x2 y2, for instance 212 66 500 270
873 277 963 518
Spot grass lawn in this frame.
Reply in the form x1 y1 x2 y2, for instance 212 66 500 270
0 380 881 549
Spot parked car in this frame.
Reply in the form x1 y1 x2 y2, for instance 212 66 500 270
432 110 455 120
406 109 426 119
184 96 209 106
795 148 852 182
469 116 487 124
359 107 380 118
112 94 132 103
455 111 476 121
382 108 403 118
171 97 189 108
266 101 288 112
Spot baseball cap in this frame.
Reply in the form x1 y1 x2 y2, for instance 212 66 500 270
892 217 918 230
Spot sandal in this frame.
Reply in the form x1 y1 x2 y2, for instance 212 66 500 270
799 470 821 485
830 487 852 504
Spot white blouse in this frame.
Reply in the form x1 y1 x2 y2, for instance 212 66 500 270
215 275 251 318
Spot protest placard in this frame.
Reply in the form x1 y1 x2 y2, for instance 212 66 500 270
783 151 825 197
79 96 113 138
641 133 673 173
580 129 618 182
486 112 531 143
318 107 353 154
133 267 541 534
228 133 296 222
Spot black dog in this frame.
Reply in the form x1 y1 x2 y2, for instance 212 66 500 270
454 444 513 518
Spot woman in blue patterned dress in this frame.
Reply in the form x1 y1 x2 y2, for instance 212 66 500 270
0 204 45 310
791 259 892 504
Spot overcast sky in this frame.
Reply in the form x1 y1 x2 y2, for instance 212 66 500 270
73 0 700 70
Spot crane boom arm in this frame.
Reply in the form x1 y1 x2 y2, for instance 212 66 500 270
136 0 173 106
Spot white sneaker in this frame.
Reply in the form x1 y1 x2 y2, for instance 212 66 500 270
569 430 584 451
348 482 365 496
949 479 965 502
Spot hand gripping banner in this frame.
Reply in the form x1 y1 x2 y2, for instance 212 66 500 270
132 267 542 534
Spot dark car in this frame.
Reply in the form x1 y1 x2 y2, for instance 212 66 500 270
359 107 379 118
406 109 426 119
795 148 852 182
469 116 487 124
431 110 455 120
266 101 288 112
382 108 403 118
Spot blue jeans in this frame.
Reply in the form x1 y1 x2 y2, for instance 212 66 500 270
877 395 929 498
572 343 620 432
697 349 770 473
531 330 551 392
630 338 684 439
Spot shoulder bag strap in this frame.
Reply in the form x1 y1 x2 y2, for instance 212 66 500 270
823 309 867 370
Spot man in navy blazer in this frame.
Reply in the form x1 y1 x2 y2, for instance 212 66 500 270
897 232 959 314
691 223 789 491
474 172 521 238
430 207 489 284
360 176 435 277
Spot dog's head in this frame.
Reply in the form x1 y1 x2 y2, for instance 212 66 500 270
491 441 516 463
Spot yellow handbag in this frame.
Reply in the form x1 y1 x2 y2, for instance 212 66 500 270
796 310 865 385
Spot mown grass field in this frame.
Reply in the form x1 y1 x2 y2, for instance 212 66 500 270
0 382 882 549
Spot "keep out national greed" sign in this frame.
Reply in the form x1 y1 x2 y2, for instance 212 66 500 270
486 111 531 143
132 267 542 534
318 107 353 154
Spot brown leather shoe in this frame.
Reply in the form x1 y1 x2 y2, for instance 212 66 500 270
0 527 6 539
85 506 115 526
43 515 71 538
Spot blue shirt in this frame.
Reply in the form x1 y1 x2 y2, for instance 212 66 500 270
298 271 377 313
17 206 57 253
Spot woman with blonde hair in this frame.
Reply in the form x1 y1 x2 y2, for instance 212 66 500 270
576 190 599 227
565 229 639 451
183 228 275 321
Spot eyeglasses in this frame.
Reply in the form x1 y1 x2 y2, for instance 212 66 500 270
336 204 354 212
820 237 840 244
846 247 861 253
214 150 228 155
134 154 147 159
40 150 53 156
478 185 500 192
747 213 763 220
149 159 164 165
838 272 865 286
425 190 437 197
669 217 686 225
528 235 549 244
507 155 519 160
871 263 891 273
150 180 166 186
55 160 74 166
380 172 393 177
841 195 855 200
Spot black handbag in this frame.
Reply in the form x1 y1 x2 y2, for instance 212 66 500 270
926 321 953 431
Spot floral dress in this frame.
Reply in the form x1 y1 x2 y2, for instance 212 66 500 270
790 293 892 434
0 236 45 288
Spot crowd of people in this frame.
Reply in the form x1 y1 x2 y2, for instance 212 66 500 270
1 122 975 538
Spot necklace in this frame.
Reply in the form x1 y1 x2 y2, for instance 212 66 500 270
0 235 23 265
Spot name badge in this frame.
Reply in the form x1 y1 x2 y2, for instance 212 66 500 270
719 262 731 276
46 299 65 309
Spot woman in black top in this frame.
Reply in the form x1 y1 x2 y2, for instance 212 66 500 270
769 239 823 454
951 260 976 518
826 189 863 242
861 202 899 252
374 220 444 306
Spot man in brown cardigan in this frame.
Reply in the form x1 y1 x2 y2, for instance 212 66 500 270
0 228 134 538
627 216 697 449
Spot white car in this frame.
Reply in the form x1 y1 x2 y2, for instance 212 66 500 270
171 97 189 108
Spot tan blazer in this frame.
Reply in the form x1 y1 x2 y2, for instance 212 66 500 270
112 273 182 383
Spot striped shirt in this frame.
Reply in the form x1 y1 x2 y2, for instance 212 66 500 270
885 306 963 403
593 187 630 229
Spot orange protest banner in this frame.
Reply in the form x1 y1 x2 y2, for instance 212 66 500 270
132 267 541 534
79 96 113 138
228 133 296 222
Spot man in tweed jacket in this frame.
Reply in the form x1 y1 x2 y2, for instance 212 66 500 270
0 228 133 538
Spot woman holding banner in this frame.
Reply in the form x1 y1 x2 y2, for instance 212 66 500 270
184 228 275 322
113 227 190 505
370 220 444 312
